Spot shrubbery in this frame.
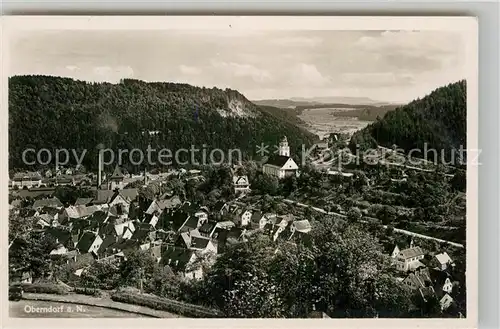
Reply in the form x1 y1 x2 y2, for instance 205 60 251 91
110 291 222 318
21 283 71 295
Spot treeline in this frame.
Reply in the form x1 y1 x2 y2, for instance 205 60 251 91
9 75 316 172
349 81 467 164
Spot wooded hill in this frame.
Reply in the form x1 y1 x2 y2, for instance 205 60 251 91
350 80 467 165
9 75 316 172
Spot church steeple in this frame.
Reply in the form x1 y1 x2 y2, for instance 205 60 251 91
278 136 290 157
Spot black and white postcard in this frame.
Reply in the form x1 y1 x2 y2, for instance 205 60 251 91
1 16 478 329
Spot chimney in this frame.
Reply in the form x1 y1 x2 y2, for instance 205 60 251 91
98 151 103 188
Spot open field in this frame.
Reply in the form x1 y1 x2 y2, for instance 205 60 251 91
298 107 373 138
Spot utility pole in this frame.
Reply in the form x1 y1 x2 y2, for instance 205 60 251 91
139 268 143 294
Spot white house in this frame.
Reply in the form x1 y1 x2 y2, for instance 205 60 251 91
439 293 454 311
395 246 425 272
430 252 455 271
233 175 251 194
234 209 252 227
11 172 43 189
390 245 401 258
262 136 299 179
76 232 103 255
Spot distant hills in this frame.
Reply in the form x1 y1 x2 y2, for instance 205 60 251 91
252 97 398 109
252 98 399 122
350 80 467 164
8 75 316 171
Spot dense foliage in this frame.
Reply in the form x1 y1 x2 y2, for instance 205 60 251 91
350 81 466 164
9 75 316 172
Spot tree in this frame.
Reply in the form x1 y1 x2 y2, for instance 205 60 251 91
203 234 280 317
119 250 158 289
347 207 362 222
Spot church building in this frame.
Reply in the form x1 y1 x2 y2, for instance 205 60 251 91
262 136 299 179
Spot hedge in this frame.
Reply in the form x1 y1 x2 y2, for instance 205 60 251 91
73 287 103 297
20 283 71 295
111 292 223 318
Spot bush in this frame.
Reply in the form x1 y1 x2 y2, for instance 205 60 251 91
21 283 71 295
111 291 222 318
74 287 102 297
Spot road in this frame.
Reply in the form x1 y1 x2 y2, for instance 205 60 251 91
283 199 464 249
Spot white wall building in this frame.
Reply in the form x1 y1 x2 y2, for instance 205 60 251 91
262 136 299 179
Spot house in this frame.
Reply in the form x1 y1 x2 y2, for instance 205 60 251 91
74 198 94 206
102 220 136 239
212 201 230 217
430 252 455 271
162 246 204 280
149 243 162 263
46 227 74 248
49 244 69 256
429 268 454 295
314 141 329 151
390 245 401 259
11 172 43 189
21 272 33 284
199 221 218 238
94 188 138 205
144 213 160 228
194 209 209 226
108 165 125 190
216 227 245 253
69 253 96 276
402 267 433 291
216 221 235 230
35 214 54 228
158 196 182 212
395 246 426 272
130 227 157 244
439 293 454 311
290 220 312 234
262 136 299 179
233 175 251 194
250 212 268 230
32 197 64 210
179 216 203 232
190 236 217 254
76 232 103 255
233 208 252 227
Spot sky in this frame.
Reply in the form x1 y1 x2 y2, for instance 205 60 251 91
9 29 467 104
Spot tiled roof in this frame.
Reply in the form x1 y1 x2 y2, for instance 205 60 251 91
434 252 453 265
399 247 425 259
179 216 199 232
265 155 291 168
250 211 264 222
32 197 64 209
12 171 43 181
158 196 182 210
76 231 98 253
190 236 211 250
95 189 138 203
75 198 94 206
199 222 217 234
233 175 249 185
162 246 194 272
293 220 312 232
110 165 125 180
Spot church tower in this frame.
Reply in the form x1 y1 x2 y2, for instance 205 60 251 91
278 136 290 157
